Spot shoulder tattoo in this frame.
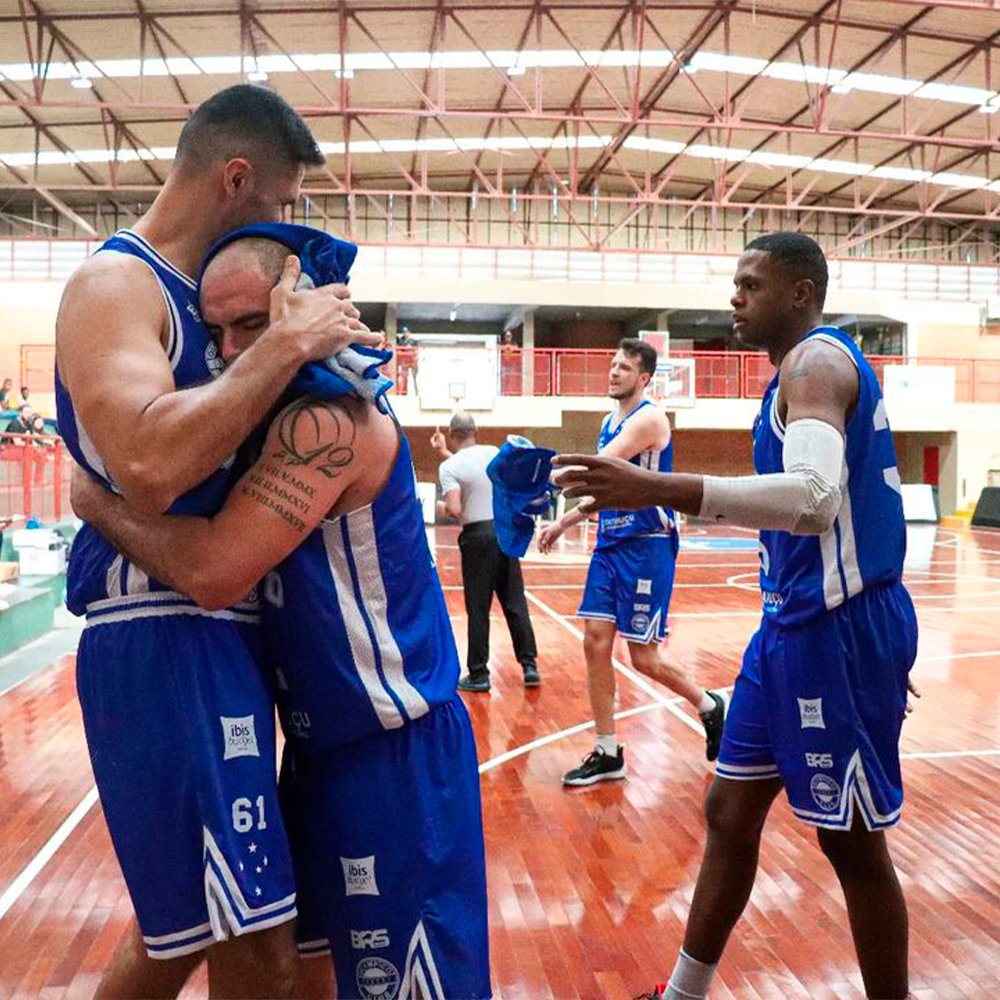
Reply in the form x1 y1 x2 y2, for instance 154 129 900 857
275 398 357 479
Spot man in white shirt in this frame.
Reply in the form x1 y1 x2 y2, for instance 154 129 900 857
432 412 540 692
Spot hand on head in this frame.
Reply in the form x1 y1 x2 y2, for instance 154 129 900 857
269 255 380 360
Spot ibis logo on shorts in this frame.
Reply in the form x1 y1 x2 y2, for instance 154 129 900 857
220 715 260 760
341 855 379 897
797 697 826 730
355 956 399 999
810 773 842 812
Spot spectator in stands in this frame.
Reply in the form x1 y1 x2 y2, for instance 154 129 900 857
395 325 417 394
499 330 522 395
0 378 12 409
3 404 45 484
19 386 29 406
5 403 35 438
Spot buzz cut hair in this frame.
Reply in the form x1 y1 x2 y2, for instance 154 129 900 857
617 337 658 377
449 411 477 438
175 85 324 175
745 232 829 307
204 237 292 283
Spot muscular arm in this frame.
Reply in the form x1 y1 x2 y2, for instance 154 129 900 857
553 339 858 534
57 253 375 513
72 397 367 610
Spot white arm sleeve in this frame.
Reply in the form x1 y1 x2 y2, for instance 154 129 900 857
699 418 844 535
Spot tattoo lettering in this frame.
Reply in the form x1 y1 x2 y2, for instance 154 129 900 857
245 464 313 513
786 366 812 381
275 399 357 479
242 483 307 533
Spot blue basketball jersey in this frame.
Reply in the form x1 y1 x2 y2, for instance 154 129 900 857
753 326 906 628
55 230 240 614
263 424 460 752
596 399 676 550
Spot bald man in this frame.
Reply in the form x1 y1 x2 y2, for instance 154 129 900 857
73 231 491 1000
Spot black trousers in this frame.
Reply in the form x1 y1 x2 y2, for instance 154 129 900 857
458 520 537 676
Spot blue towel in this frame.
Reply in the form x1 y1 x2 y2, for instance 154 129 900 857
200 222 394 411
487 435 557 557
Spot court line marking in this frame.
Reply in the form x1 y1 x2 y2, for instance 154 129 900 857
0 787 98 923
523 588 704 737
901 749 1000 761
3 643 996 927
479 701 671 773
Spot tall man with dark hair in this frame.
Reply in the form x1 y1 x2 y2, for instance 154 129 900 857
73 230 491 1000
432 412 540 691
539 339 726 786
555 234 917 1000
56 85 378 998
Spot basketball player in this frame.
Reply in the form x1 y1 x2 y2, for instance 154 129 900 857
71 231 491 1000
55 86 378 998
537 338 726 786
554 234 917 1000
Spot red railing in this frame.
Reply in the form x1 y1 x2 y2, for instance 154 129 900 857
0 433 68 526
469 349 1000 404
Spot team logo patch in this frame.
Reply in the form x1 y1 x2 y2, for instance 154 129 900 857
810 773 842 812
636 578 653 595
797 697 826 730
204 339 225 378
630 613 650 634
221 715 260 760
341 855 379 897
356 956 399 999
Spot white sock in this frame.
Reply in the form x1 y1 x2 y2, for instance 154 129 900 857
697 692 716 715
664 948 717 999
595 733 618 755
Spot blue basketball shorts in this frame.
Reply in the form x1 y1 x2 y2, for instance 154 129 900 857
279 696 491 1000
577 534 678 643
77 596 296 958
716 582 918 830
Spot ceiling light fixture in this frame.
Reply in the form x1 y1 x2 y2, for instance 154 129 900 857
69 74 93 89
247 69 268 82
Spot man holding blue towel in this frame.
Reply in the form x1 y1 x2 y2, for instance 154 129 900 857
432 413 541 691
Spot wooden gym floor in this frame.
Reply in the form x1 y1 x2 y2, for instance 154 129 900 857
0 523 997 999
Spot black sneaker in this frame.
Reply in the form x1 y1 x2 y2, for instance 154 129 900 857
458 672 491 693
700 690 728 762
522 662 541 687
562 746 626 786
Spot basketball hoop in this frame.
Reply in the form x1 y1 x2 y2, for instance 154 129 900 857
448 381 467 409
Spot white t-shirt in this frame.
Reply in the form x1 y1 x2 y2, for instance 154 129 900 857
438 444 499 525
